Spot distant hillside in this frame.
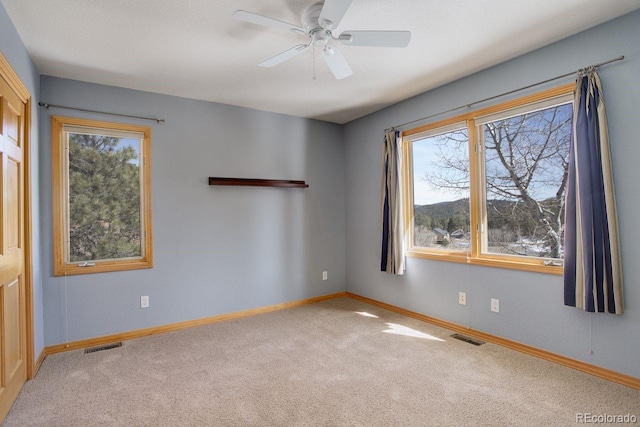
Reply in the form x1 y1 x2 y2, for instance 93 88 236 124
414 198 521 231
414 199 470 219
415 198 518 219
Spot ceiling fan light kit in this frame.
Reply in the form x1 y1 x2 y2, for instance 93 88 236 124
232 0 411 80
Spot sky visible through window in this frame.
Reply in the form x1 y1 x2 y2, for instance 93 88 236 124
412 129 469 206
115 137 140 165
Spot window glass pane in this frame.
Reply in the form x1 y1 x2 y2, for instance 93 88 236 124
412 128 470 251
67 131 143 262
481 103 572 259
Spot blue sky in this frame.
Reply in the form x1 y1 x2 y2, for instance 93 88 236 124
412 134 468 205
410 103 570 206
117 137 141 165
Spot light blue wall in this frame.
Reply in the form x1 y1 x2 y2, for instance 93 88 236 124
344 10 640 378
0 4 44 360
39 77 346 345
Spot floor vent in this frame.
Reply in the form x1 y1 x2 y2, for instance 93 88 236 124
450 333 485 346
84 342 123 354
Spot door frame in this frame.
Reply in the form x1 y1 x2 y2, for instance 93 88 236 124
0 52 34 379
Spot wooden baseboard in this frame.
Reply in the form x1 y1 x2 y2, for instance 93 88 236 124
31 350 46 379
346 292 640 390
44 291 348 356
37 290 639 390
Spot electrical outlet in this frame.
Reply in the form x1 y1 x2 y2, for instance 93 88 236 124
140 295 149 309
491 298 499 313
322 271 328 281
458 292 467 305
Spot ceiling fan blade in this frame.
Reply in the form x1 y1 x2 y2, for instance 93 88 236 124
258 44 310 67
232 10 306 36
318 0 353 30
338 31 411 47
322 46 353 80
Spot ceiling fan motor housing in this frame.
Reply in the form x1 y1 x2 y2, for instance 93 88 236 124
303 2 333 45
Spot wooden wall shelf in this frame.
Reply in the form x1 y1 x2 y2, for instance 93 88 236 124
208 177 309 188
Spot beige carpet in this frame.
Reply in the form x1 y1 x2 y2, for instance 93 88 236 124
4 297 639 426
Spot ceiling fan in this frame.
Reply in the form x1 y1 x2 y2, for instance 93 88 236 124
232 0 411 80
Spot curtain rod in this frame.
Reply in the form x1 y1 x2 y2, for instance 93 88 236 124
385 55 624 133
38 102 165 124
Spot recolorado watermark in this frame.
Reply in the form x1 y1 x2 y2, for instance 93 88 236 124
576 413 637 424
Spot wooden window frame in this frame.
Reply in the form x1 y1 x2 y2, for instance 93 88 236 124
51 116 153 276
402 84 574 275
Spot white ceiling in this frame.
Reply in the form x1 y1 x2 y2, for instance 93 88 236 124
3 0 640 124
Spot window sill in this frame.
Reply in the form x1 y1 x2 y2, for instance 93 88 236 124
406 250 563 275
53 258 153 277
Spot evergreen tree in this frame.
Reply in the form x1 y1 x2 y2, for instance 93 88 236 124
68 133 141 261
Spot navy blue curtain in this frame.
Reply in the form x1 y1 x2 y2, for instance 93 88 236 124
564 70 623 314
